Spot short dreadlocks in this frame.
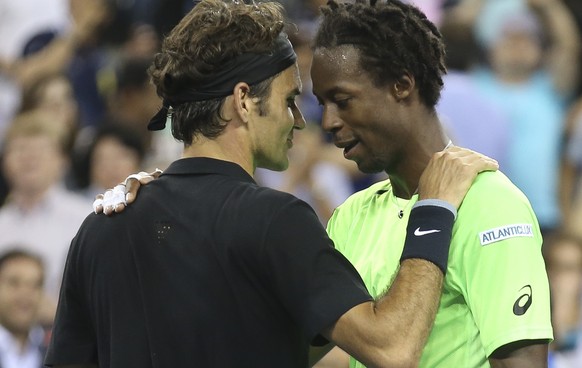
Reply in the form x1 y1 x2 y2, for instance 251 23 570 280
314 0 447 108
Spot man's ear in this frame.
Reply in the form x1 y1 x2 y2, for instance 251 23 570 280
391 72 415 101
232 82 253 123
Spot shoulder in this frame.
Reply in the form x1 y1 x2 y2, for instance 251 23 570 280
246 184 314 216
463 171 530 207
474 169 527 194
73 212 127 246
460 170 537 222
455 170 541 239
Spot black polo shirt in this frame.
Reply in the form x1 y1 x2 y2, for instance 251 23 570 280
45 157 371 368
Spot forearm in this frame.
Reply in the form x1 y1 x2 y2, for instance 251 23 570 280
531 0 580 50
370 259 443 362
326 203 454 367
559 160 576 219
531 0 580 94
11 35 77 88
327 259 443 368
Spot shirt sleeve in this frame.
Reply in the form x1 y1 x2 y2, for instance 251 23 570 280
454 173 553 357
260 197 372 345
44 221 98 366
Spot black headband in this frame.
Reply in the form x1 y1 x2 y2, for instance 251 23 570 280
148 33 297 131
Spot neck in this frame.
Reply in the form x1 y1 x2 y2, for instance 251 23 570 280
182 131 255 177
1 324 30 353
495 68 532 84
9 187 51 212
13 331 29 353
388 114 450 199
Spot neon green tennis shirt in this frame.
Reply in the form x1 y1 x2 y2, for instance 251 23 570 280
327 171 553 367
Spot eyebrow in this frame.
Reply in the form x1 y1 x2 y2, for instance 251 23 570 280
326 87 351 96
312 86 350 100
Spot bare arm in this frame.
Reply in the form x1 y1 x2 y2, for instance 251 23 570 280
528 0 581 96
489 340 549 368
0 0 108 88
323 259 444 367
559 99 582 219
322 147 498 367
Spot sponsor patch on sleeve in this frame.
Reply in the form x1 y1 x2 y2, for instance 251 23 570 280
479 224 534 246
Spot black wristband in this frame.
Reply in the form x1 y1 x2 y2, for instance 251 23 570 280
400 203 455 274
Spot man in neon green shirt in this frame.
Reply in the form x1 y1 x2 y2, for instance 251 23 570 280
312 0 552 367
327 172 551 367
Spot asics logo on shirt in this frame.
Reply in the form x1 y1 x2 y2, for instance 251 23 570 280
414 228 441 236
513 285 533 316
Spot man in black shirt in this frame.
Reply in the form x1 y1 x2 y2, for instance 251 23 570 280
45 1 497 367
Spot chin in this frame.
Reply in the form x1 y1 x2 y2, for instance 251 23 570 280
262 158 289 172
356 160 385 174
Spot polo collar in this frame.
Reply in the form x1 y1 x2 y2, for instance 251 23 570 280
161 157 256 184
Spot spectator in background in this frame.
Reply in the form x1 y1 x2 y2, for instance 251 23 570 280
0 249 48 368
568 193 582 241
0 0 70 142
436 9 511 170
561 99 582 229
18 72 85 192
19 73 79 154
0 0 110 135
0 112 89 313
104 57 158 146
470 0 580 236
544 233 582 367
122 24 161 60
550 0 582 97
73 124 145 200
102 56 178 171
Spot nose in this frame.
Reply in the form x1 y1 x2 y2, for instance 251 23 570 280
293 105 306 130
320 105 341 133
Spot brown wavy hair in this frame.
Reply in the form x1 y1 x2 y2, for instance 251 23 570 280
149 0 287 145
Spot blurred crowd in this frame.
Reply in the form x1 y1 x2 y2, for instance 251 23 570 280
0 0 580 367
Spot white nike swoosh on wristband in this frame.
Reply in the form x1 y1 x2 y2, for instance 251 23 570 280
414 227 441 236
